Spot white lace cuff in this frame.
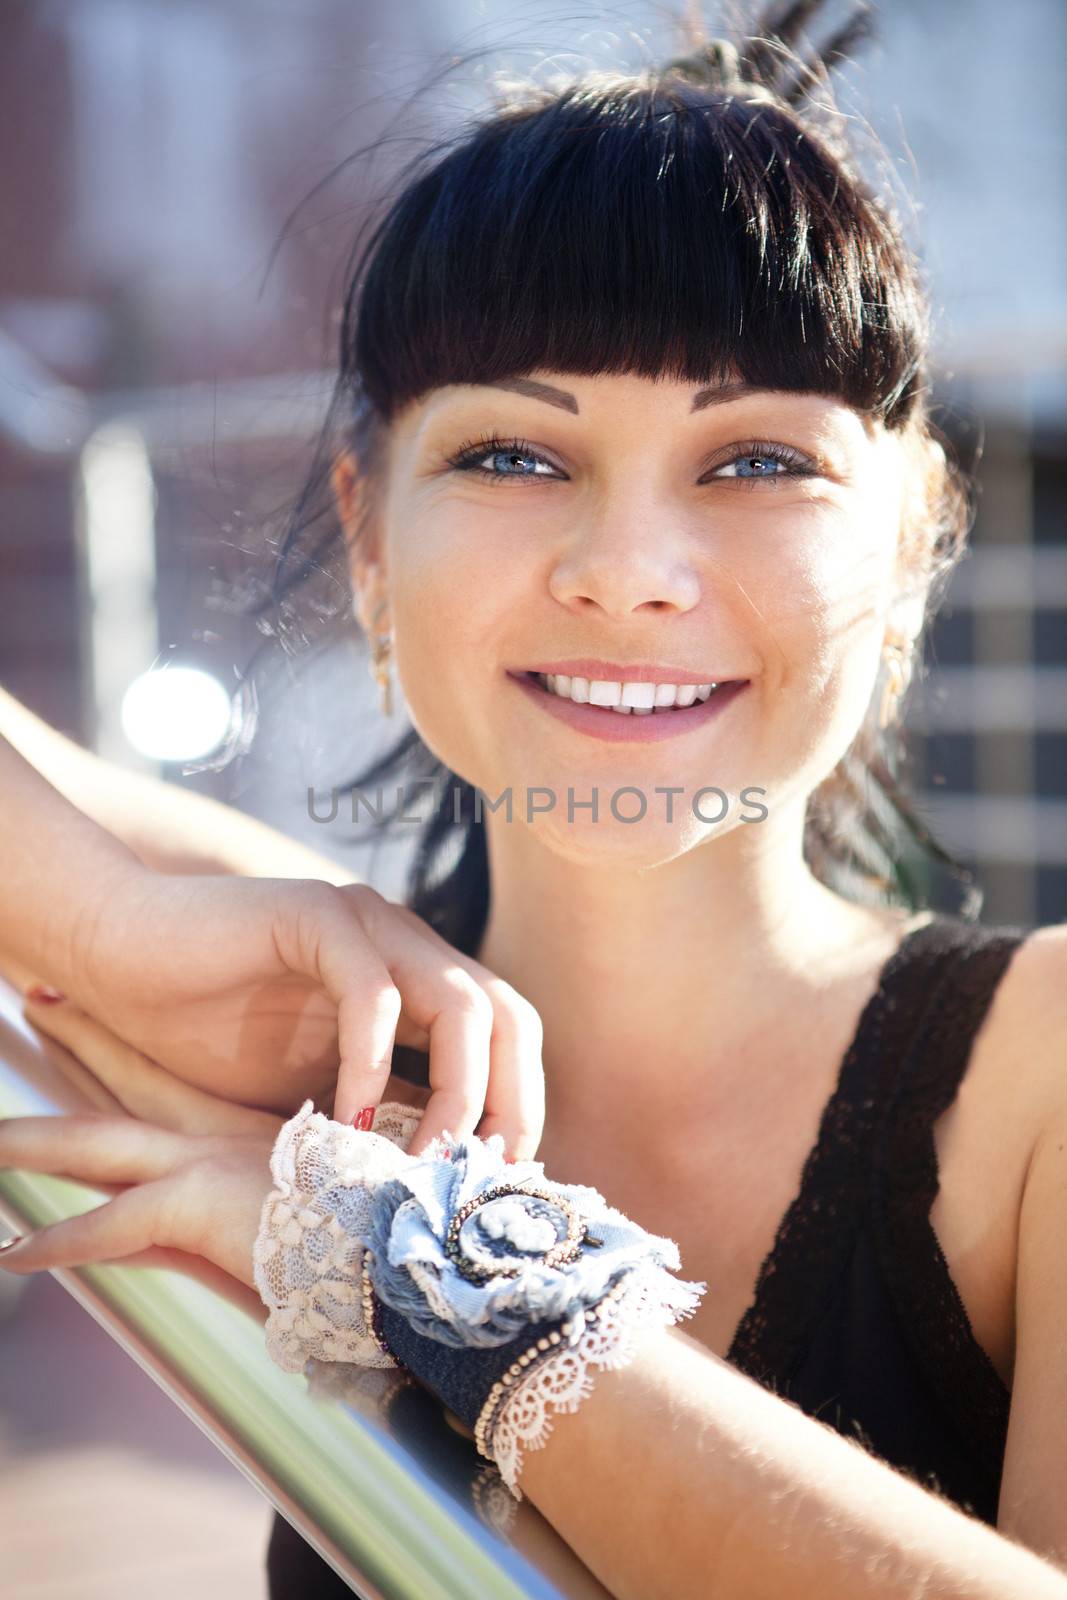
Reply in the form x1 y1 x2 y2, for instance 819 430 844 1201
251 1098 424 1373
252 1097 708 1509
484 1258 704 1499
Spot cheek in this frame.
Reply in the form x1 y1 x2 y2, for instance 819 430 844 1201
728 508 896 785
742 506 896 686
385 518 520 774
802 552 897 753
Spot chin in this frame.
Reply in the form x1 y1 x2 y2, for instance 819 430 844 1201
519 806 743 872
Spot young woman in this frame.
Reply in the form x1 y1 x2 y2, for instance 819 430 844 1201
3 6 1067 1596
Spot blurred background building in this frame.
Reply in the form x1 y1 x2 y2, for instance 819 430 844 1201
1 0 1065 1593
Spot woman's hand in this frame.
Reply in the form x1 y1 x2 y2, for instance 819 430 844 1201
19 988 432 1133
0 1112 275 1288
32 865 542 1159
0 998 427 1288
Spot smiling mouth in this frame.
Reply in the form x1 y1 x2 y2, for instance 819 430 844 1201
524 671 742 714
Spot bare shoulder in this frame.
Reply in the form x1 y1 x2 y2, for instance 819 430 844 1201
964 917 1067 1245
924 917 1066 1389
996 922 1067 1556
987 920 1067 1122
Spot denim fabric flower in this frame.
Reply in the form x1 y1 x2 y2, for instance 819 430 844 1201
363 1128 687 1350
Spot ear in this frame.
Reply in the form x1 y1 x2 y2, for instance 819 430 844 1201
885 591 927 655
331 449 388 634
886 427 940 654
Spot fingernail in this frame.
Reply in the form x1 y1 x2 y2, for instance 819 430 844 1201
25 985 64 1005
0 1235 24 1253
351 1106 376 1131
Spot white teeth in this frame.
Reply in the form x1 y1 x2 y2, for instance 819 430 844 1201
620 682 656 710
537 674 723 711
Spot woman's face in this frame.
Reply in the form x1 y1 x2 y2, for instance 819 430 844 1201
349 369 912 867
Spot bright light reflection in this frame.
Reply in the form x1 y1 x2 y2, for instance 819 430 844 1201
120 666 232 761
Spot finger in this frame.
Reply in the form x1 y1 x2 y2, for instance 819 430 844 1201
280 885 492 1139
0 1179 171 1273
470 980 546 1161
403 981 493 1158
277 883 542 1156
21 997 283 1139
333 888 540 1155
270 884 406 1124
0 1114 191 1186
361 899 546 1158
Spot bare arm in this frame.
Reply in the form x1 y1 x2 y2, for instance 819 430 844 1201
0 684 361 1001
0 687 549 1141
0 710 147 996
517 1325 1067 1600
0 685 357 884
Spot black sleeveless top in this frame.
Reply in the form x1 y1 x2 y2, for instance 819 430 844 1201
266 910 1030 1594
722 910 1028 1526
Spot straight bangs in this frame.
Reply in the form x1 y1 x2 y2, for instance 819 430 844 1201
349 79 929 434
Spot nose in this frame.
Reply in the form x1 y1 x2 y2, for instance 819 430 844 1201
546 502 702 618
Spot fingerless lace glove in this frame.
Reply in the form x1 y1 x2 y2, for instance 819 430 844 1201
253 1100 707 1498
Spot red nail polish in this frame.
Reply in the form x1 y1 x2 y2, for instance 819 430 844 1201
26 985 64 1005
352 1106 376 1131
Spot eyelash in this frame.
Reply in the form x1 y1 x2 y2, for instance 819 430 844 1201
444 432 820 488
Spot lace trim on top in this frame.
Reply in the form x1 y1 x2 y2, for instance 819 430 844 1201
725 913 954 1385
725 910 1028 1472
870 922 1027 1470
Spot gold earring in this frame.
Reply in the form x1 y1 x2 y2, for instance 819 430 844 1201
878 641 911 730
367 599 395 718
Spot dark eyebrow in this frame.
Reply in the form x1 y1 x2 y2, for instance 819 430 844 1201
690 381 764 411
483 377 767 414
485 378 579 413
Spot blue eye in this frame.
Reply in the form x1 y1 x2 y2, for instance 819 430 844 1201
445 434 817 487
709 443 814 482
446 435 560 485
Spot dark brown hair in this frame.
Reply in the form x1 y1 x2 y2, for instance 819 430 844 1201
246 0 982 951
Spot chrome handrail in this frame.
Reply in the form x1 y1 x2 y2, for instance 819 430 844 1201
0 976 611 1599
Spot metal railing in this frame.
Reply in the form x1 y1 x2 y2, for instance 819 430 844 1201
0 975 611 1599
